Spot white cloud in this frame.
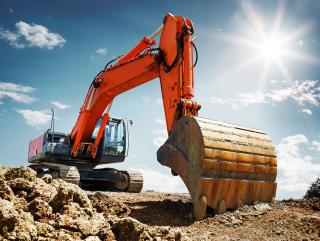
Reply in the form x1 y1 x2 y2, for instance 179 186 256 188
210 97 228 105
0 21 66 49
310 135 320 152
9 8 13 14
151 119 167 148
277 134 320 198
0 29 23 48
0 81 34 93
51 101 71 110
96 48 108 55
237 92 268 105
16 109 52 128
301 108 312 115
211 80 320 109
0 91 35 104
0 82 35 104
131 165 188 193
239 80 319 106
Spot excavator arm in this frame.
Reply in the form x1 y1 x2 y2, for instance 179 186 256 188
70 13 200 158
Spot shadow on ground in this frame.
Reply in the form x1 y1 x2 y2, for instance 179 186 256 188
126 199 194 226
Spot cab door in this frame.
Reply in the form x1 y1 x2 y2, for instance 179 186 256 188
97 118 128 164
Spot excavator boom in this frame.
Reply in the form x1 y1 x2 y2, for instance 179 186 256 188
70 13 200 159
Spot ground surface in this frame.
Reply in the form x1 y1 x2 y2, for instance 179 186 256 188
0 166 319 241
94 191 320 241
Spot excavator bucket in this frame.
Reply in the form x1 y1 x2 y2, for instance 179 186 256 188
157 116 277 220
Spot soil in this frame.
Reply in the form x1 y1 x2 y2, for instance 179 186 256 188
92 191 320 241
0 166 319 241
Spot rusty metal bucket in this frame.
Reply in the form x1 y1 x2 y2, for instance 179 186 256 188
157 116 277 220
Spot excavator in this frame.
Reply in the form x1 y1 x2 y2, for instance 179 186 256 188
27 13 278 220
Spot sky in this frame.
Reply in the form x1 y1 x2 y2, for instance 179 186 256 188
0 0 320 199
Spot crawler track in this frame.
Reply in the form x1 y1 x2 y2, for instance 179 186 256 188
126 171 144 193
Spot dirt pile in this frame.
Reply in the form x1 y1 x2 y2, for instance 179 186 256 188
107 192 320 241
1 166 319 241
281 197 320 211
0 166 183 241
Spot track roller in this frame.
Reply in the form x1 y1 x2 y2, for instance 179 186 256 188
29 162 80 185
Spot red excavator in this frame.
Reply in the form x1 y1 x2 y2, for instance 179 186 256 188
28 13 277 220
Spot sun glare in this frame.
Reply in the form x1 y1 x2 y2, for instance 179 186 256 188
259 36 283 59
215 1 315 82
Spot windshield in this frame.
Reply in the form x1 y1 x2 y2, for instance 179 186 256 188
47 134 66 144
104 120 125 155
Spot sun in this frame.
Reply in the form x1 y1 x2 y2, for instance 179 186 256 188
259 36 283 60
214 1 315 82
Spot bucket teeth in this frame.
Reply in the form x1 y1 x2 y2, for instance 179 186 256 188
157 116 277 220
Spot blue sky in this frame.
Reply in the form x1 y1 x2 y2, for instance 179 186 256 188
1 0 320 199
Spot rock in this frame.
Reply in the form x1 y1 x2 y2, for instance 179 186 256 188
229 215 242 226
0 166 8 176
60 202 94 219
12 197 28 211
54 229 80 241
174 229 182 240
28 179 57 203
0 198 19 233
112 217 145 241
8 178 34 192
218 214 243 227
15 191 27 199
85 236 101 241
97 224 116 241
89 192 130 217
253 203 272 212
28 198 52 220
300 215 320 222
6 212 37 241
0 178 15 201
41 174 52 184
159 226 170 236
215 235 231 241
5 167 37 182
140 231 152 240
55 211 108 237
0 166 119 241
35 221 55 238
50 179 92 212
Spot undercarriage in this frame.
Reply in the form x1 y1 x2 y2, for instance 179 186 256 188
29 162 143 193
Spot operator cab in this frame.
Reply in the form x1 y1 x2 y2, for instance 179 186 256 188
93 117 129 164
28 116 129 164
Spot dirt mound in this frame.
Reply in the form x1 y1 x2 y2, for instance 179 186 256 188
88 192 130 218
0 166 184 241
281 197 320 211
104 192 320 240
1 166 319 240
